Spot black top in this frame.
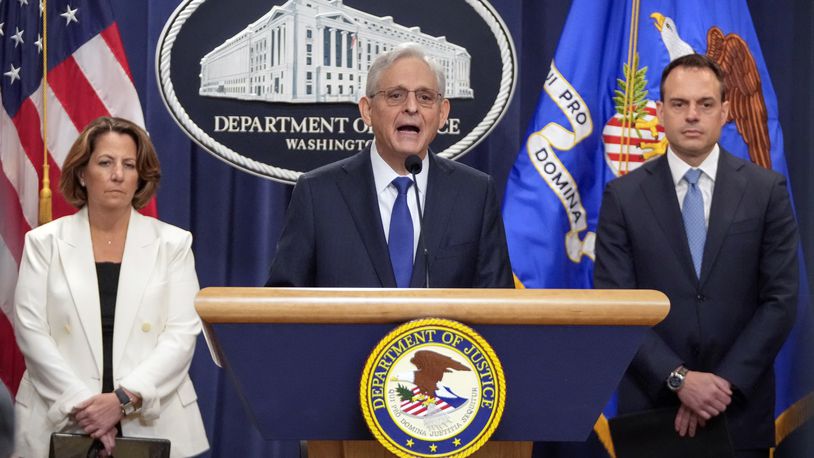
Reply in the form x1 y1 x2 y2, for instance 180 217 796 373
96 262 121 394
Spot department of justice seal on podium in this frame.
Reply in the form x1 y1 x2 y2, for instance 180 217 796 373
360 319 505 457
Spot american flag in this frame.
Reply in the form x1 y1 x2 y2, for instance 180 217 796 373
0 0 152 395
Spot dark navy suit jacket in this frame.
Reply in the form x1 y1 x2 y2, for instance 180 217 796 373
267 149 513 288
594 149 798 449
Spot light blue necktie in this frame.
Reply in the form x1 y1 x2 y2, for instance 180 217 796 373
388 177 414 288
682 169 706 278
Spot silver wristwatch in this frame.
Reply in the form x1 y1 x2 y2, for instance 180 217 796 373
114 387 138 416
667 366 689 392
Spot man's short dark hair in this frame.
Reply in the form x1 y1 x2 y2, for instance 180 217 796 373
659 53 727 102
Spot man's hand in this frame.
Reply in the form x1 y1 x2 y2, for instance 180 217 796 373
97 428 117 457
72 393 122 437
674 403 707 437
677 370 732 420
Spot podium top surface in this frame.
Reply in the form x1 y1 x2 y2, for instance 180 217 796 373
196 287 669 326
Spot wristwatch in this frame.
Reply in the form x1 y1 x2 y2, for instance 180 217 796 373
667 366 689 392
114 387 138 416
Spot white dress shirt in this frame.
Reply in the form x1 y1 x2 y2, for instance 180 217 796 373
370 142 428 258
667 144 719 228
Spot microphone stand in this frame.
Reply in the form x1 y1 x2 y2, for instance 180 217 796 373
405 155 430 288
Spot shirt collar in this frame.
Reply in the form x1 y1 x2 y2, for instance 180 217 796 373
370 141 429 194
667 143 719 185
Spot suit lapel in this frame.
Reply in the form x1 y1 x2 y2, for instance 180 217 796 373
699 150 747 286
336 150 396 287
113 209 159 370
410 154 458 287
639 157 698 283
58 207 103 378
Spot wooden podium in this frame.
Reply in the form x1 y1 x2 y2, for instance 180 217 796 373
196 288 668 457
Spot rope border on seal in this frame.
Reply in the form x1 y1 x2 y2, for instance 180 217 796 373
359 318 506 458
156 0 517 184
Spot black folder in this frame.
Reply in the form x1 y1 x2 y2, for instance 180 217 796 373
609 407 734 458
49 432 170 458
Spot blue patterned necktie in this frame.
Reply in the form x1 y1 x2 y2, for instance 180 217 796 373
388 177 414 288
682 169 706 278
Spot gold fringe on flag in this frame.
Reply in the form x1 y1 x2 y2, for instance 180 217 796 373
594 414 617 458
38 0 52 225
776 391 814 445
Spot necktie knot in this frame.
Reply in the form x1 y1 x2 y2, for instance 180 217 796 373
392 177 413 195
684 168 702 186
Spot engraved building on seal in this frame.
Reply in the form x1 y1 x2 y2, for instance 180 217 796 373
198 0 473 103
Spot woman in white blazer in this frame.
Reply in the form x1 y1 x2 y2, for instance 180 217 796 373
13 117 209 457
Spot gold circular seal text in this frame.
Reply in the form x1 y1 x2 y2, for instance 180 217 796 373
360 318 506 457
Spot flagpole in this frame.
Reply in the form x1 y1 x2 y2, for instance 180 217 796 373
38 0 52 225
619 0 641 175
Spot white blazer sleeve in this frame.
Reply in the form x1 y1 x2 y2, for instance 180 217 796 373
118 232 201 420
14 232 95 428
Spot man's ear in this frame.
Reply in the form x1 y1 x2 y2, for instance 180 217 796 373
358 96 373 126
720 100 731 127
439 98 450 128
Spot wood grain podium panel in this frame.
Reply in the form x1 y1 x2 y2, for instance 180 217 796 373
307 440 532 457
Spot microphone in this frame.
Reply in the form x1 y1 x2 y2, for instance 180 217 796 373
404 155 429 288
405 154 422 175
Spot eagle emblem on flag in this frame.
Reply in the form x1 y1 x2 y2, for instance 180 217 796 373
603 12 772 178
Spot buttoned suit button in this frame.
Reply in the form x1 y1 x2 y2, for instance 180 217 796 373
141 322 151 332
696 294 705 302
64 323 71 334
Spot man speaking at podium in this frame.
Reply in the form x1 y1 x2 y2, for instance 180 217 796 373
267 43 513 289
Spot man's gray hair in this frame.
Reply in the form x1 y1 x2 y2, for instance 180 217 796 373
365 43 446 98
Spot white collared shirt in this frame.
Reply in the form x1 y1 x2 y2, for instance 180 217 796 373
370 142 428 257
667 144 719 227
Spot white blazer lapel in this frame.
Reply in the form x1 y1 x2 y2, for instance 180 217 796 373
57 207 103 378
112 209 158 371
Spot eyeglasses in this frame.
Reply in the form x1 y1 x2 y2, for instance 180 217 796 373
371 87 443 108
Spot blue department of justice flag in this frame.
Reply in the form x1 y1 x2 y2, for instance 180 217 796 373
502 0 812 451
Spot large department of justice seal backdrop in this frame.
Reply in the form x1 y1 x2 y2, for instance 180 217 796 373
156 0 517 183
360 319 505 457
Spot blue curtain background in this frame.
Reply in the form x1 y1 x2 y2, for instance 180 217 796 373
106 1 812 456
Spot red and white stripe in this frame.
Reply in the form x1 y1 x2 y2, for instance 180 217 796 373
399 387 456 417
602 103 664 175
0 22 150 394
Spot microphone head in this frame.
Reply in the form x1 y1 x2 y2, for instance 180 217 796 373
404 155 423 175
